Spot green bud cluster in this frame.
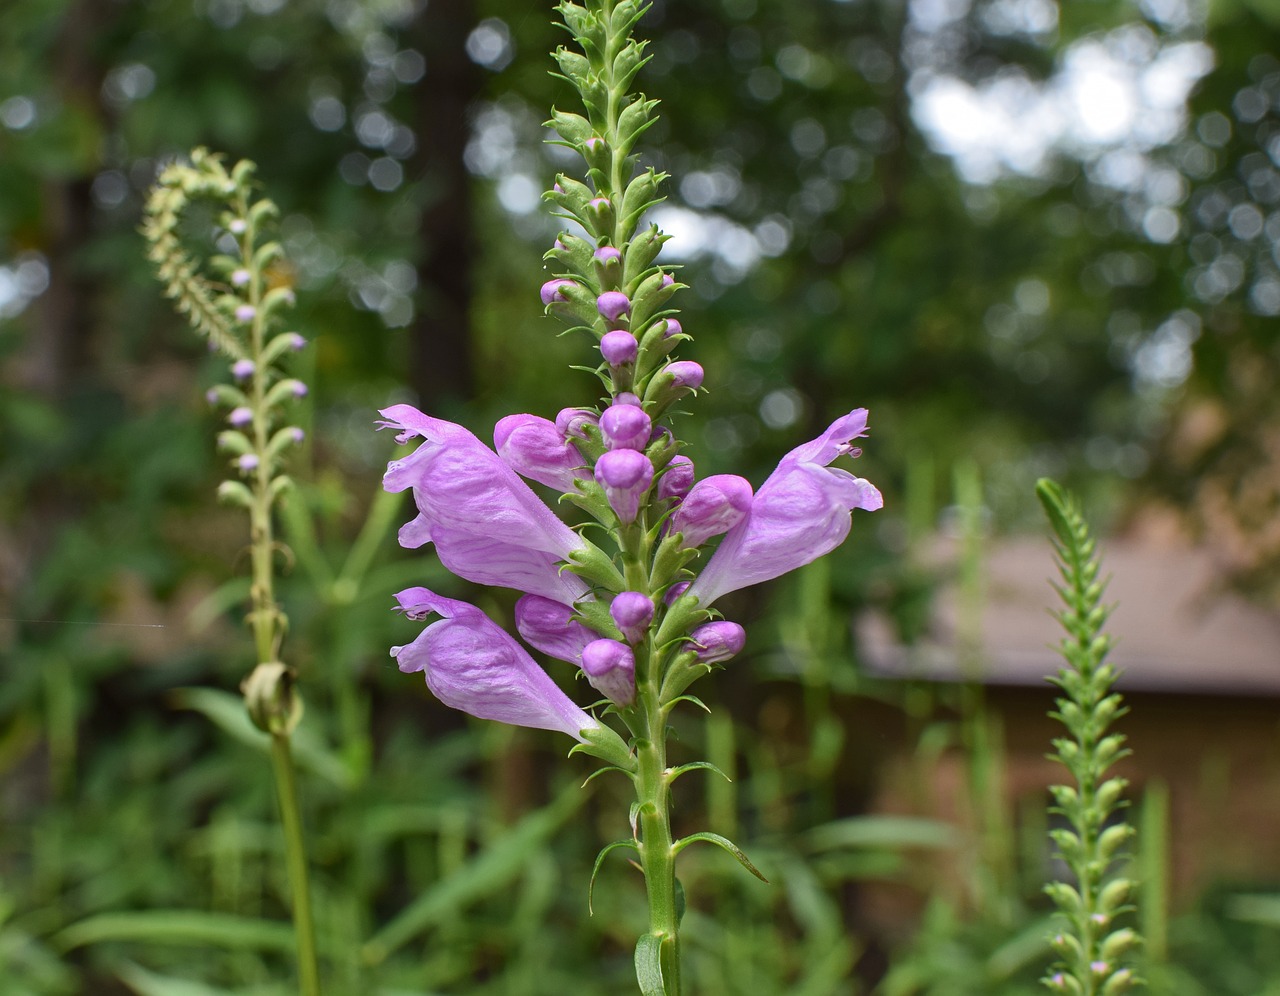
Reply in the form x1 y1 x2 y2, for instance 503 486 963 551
542 0 690 405
144 148 307 668
1036 479 1143 995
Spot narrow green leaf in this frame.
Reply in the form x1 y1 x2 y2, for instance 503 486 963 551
634 932 666 996
589 839 639 913
56 911 294 954
671 831 768 882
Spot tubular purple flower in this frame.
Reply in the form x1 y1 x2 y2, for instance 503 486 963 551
494 413 587 492
658 455 696 501
594 449 654 524
540 278 575 305
610 592 655 645
380 404 590 605
686 621 746 663
600 403 651 451
581 638 636 707
687 409 883 606
515 594 598 664
597 291 631 323
600 330 638 366
393 588 599 741
671 474 753 548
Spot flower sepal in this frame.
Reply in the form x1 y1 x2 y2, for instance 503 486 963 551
653 591 710 650
571 722 638 773
622 225 669 288
658 649 710 704
628 268 678 343
649 531 699 592
573 596 624 643
566 540 627 592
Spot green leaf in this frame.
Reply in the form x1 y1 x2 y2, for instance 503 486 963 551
667 760 731 784
805 814 959 852
589 839 639 913
671 831 768 882
56 911 294 954
634 932 666 996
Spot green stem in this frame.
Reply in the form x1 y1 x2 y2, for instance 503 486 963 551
636 695 680 994
270 731 321 996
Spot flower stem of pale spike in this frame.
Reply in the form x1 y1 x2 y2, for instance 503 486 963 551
144 151 319 996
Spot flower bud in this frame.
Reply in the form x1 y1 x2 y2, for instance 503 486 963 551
600 329 638 366
643 360 704 409
495 413 586 491
610 592 655 644
664 318 683 338
231 268 250 287
231 359 256 380
586 196 614 229
686 621 746 664
597 291 631 323
671 474 753 548
594 449 654 523
237 453 260 472
556 407 598 440
658 455 695 501
581 638 636 707
593 245 622 267
664 581 690 605
540 278 575 305
515 594 598 664
234 304 256 323
228 406 253 427
600 403 651 451
615 391 642 407
228 218 247 235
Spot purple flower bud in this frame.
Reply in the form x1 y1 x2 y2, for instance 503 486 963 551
686 621 746 664
594 449 654 523
234 304 256 323
1090 961 1108 975
610 592 654 645
231 268 250 287
554 237 567 251
229 219 247 235
615 392 642 407
540 278 575 305
206 388 220 405
556 407 598 440
237 453 259 472
664 318 683 338
584 137 606 154
664 581 691 605
290 381 308 398
600 403 651 451
600 330 638 366
228 406 253 426
658 455 695 501
286 332 307 350
289 427 306 443
666 360 704 390
515 594 598 664
672 474 753 548
495 413 586 492
553 182 565 194
661 273 675 288
597 291 631 323
232 359 256 380
593 246 622 266
581 638 636 707
587 196 611 214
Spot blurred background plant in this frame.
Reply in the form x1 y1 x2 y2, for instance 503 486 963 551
3 0 1280 992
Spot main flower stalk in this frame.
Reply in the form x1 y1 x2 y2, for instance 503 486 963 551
382 3 881 993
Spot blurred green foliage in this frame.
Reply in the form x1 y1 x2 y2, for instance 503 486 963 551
2 0 1280 992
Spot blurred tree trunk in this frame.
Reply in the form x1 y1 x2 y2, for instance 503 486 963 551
407 0 479 411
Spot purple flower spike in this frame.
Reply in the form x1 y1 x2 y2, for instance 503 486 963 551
686 621 746 663
228 406 253 427
600 403 651 451
600 330 638 366
610 592 654 645
540 278 575 305
594 449 654 524
597 291 631 323
581 638 636 707
515 594 598 665
495 413 587 492
672 474 754 548
393 588 599 741
556 407 599 440
594 246 622 266
234 304 256 323
380 404 590 605
664 318 683 339
232 359 256 380
658 455 696 501
688 409 883 606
